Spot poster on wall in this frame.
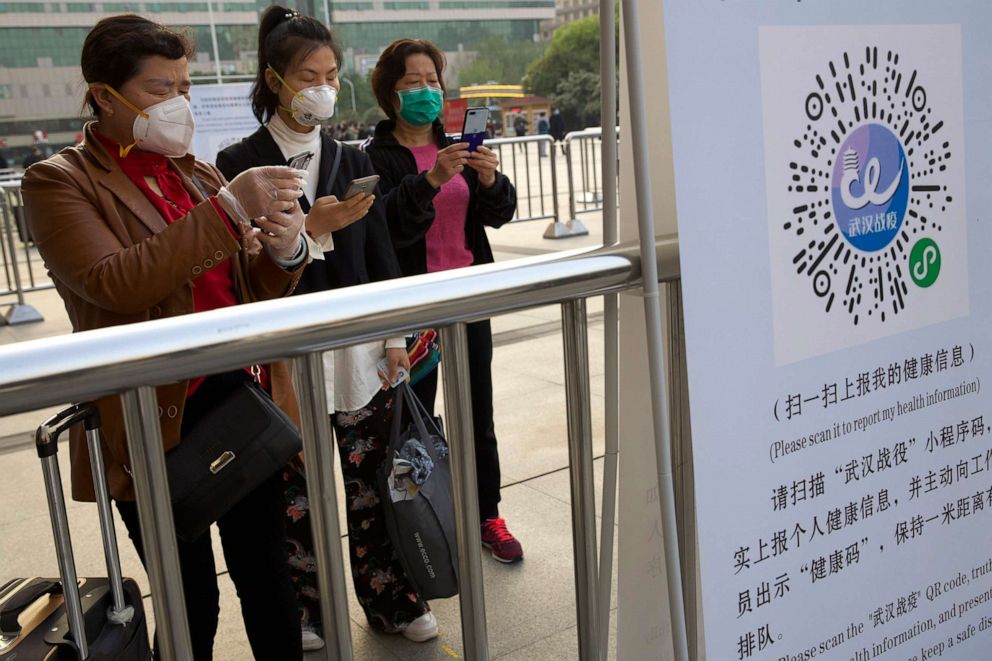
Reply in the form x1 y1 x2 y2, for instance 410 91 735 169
189 83 259 165
664 2 992 660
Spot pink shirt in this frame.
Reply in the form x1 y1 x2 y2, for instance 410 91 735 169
409 143 473 273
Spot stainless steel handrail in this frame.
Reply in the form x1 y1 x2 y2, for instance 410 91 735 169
0 239 677 415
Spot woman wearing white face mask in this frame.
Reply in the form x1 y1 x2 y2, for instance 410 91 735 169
21 14 309 660
216 6 431 651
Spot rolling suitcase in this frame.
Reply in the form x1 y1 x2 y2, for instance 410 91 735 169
0 404 151 659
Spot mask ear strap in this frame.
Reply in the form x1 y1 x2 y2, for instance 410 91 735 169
267 66 304 100
90 83 148 157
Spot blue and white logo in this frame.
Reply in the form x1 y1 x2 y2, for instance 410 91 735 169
831 123 910 252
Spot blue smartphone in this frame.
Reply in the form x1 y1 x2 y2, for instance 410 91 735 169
461 107 489 152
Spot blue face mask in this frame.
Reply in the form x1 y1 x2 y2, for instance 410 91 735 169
397 85 444 127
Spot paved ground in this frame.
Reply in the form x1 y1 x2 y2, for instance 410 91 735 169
0 169 618 660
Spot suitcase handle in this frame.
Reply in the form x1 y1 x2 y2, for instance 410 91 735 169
35 402 132 660
36 404 100 459
0 578 62 637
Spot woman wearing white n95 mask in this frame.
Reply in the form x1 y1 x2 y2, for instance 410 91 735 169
215 6 431 652
21 14 308 660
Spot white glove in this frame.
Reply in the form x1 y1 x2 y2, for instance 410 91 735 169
217 166 306 224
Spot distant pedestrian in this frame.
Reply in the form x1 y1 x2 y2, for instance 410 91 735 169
549 107 566 142
536 112 549 157
513 113 527 152
22 146 45 170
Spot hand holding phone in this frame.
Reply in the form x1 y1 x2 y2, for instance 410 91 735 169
287 151 314 171
343 174 379 200
306 188 375 236
377 357 410 388
461 107 489 152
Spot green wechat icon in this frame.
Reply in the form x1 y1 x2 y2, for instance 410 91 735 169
909 238 941 288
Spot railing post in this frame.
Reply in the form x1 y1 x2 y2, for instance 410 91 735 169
440 323 490 661
120 387 194 661
561 298 600 659
545 134 589 239
291 352 354 661
550 139 561 225
0 187 42 325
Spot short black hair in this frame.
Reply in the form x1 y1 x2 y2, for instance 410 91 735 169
371 39 446 120
81 15 194 116
252 5 344 124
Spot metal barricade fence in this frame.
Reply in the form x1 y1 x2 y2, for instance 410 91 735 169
562 128 620 225
0 238 682 661
0 180 48 325
482 134 559 226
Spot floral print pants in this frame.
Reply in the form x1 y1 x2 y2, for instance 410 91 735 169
283 387 430 635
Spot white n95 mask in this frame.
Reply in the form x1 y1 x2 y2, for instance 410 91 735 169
95 83 196 158
131 95 196 158
290 85 337 126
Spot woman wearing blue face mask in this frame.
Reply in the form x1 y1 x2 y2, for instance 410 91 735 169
365 39 523 564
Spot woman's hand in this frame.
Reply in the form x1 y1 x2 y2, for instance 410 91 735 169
306 193 374 236
378 347 412 389
254 201 306 261
220 165 306 222
426 142 470 188
237 217 263 258
466 145 499 188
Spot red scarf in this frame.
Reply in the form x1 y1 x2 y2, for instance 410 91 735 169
96 131 267 394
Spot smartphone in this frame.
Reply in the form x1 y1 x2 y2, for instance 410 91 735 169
461 107 489 152
376 357 410 388
287 151 313 171
343 174 380 200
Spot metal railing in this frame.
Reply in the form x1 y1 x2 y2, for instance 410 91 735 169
562 128 621 224
483 134 560 227
0 237 680 661
0 181 48 325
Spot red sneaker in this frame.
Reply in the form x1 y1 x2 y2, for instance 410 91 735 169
481 517 523 563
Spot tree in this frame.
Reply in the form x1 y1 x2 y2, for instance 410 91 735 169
457 36 547 87
524 16 601 99
554 70 601 129
335 71 382 124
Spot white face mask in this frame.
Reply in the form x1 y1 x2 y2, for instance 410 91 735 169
131 95 196 157
290 85 337 126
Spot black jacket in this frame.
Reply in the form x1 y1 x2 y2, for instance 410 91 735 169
549 113 566 142
364 119 516 277
216 125 401 294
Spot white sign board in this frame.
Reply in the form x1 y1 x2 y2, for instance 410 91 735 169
666 2 992 660
189 82 259 165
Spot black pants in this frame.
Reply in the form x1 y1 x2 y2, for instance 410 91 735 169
115 372 302 661
413 319 501 520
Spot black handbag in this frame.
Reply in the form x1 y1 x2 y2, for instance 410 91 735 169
376 383 459 600
166 380 302 542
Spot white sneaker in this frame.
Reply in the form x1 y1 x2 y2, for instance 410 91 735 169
401 611 439 642
302 629 325 651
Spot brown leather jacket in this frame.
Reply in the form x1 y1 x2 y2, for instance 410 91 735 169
22 122 304 502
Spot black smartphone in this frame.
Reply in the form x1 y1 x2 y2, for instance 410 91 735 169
461 107 489 152
287 151 313 171
343 174 380 200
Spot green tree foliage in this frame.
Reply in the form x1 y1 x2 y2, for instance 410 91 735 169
457 36 547 87
524 16 600 99
554 70 601 129
335 71 385 124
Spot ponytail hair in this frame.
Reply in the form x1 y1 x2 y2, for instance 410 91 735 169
251 5 343 123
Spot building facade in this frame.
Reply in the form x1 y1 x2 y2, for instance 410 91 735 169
538 0 597 40
0 0 553 157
